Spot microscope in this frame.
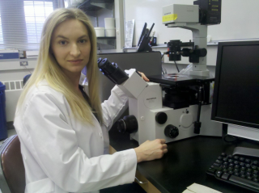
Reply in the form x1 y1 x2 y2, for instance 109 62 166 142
162 0 221 77
99 0 223 144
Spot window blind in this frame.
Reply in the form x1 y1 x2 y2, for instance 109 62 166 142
0 0 64 51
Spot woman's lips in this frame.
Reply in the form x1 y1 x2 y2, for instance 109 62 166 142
68 59 83 64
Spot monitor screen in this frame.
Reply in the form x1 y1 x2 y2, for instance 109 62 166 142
211 41 259 139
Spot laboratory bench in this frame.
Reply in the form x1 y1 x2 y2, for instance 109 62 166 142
109 127 258 193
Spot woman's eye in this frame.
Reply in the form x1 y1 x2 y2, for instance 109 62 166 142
79 39 87 43
59 40 67 45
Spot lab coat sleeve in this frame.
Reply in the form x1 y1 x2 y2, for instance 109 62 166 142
101 85 128 130
22 90 137 192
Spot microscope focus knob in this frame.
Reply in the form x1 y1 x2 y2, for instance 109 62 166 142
155 112 167 124
164 125 179 138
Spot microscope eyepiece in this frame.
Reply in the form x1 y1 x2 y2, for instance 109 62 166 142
98 58 115 75
98 58 129 84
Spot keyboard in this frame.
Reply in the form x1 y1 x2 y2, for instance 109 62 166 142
207 151 259 193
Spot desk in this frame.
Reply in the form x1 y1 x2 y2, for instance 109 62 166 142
109 127 257 193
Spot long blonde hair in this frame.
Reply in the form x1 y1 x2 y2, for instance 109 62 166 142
17 8 102 124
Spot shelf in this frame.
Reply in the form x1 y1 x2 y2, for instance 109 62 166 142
97 37 116 48
123 42 220 52
78 0 114 11
123 38 259 51
0 58 37 71
97 37 116 39
123 44 167 51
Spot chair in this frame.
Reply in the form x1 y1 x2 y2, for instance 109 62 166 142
23 74 31 86
0 135 25 193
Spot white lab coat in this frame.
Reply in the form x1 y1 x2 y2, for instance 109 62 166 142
14 79 137 193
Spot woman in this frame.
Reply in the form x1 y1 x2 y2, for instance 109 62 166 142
14 8 167 193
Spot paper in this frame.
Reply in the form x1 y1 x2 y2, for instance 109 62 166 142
124 20 134 48
182 183 222 193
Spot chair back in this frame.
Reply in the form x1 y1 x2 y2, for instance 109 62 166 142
23 74 31 86
0 135 25 193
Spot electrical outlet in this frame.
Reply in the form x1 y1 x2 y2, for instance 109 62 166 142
20 61 28 66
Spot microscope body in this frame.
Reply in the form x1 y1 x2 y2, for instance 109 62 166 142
117 70 221 144
162 1 221 76
128 83 199 144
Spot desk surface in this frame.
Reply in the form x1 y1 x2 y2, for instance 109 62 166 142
109 128 258 193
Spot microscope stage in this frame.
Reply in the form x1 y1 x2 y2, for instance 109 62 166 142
148 74 214 86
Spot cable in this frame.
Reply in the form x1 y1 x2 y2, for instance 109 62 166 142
174 61 180 72
222 124 242 144
23 66 32 74
160 52 166 75
161 51 180 72
161 53 165 59
162 67 167 75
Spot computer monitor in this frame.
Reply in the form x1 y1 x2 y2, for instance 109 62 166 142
211 41 259 142
97 51 162 101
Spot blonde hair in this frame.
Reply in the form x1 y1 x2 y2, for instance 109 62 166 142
17 8 103 124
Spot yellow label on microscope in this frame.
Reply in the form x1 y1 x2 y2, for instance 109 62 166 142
162 14 178 23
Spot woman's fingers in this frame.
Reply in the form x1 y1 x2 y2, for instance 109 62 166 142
138 71 150 82
162 144 168 153
160 139 166 144
135 138 168 162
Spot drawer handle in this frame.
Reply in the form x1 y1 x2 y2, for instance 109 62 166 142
135 176 148 184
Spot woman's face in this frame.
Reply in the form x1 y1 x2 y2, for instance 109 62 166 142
51 19 91 78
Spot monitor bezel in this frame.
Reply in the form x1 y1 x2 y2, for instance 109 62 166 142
211 40 259 129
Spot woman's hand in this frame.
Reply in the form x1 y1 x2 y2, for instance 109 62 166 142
134 139 168 163
138 71 150 82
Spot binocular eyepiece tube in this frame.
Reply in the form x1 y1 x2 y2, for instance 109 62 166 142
98 58 129 84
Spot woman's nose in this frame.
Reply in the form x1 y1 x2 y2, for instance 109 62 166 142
70 43 81 57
